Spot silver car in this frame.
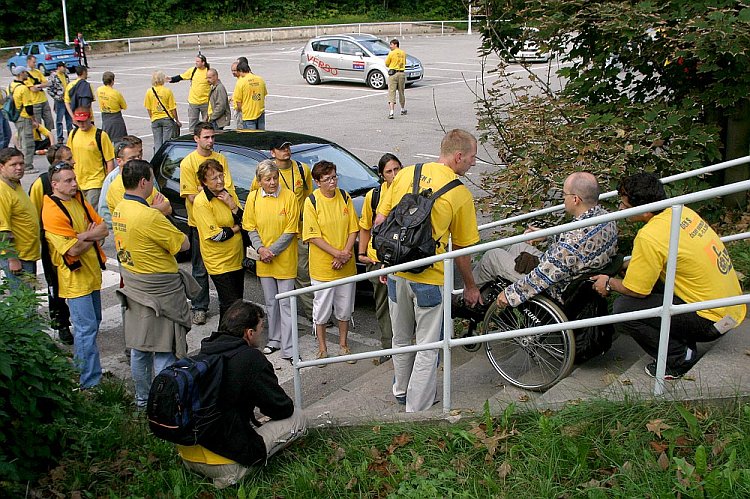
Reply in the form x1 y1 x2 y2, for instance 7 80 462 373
299 34 424 90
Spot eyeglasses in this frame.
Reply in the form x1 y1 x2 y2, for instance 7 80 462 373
206 173 225 183
562 191 578 199
319 175 338 184
51 161 73 172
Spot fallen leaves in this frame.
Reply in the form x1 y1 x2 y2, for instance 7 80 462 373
657 452 670 471
497 460 512 479
646 419 672 438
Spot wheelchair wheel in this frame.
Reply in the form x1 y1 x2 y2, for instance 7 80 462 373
483 296 575 391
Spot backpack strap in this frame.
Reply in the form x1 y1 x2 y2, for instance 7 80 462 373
40 172 53 196
190 66 198 80
411 163 424 195
428 179 463 207
70 127 107 173
308 192 317 210
308 189 349 210
48 191 107 271
370 184 382 224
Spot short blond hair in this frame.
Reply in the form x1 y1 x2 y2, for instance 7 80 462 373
440 129 476 157
151 70 166 86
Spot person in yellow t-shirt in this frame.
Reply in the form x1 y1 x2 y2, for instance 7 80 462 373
243 160 299 362
97 72 128 143
144 71 181 154
67 107 115 209
9 66 36 172
385 39 407 119
375 129 481 412
112 159 190 408
64 66 95 123
32 122 54 154
591 172 747 380
302 161 359 365
193 159 245 324
0 147 40 291
169 54 211 130
250 138 314 320
357 153 401 362
24 55 54 130
233 60 267 130
42 162 108 389
180 122 236 324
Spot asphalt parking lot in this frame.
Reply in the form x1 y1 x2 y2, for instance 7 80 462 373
10 32 553 397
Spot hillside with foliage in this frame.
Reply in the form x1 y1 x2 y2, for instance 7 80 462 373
476 0 750 224
0 0 467 45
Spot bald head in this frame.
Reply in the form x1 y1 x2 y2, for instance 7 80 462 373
564 172 600 206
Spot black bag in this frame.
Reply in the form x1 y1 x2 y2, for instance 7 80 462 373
388 69 396 76
147 353 227 445
372 163 462 273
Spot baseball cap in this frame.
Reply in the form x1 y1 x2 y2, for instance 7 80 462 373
270 138 292 150
73 109 91 121
12 66 29 76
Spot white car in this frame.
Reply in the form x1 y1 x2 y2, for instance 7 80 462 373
299 33 424 90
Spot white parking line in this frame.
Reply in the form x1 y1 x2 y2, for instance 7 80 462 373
425 67 483 73
268 94 335 102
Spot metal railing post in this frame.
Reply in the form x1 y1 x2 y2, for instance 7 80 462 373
127 39 131 53
653 204 683 395
270 28 273 43
291 295 302 407
223 31 227 47
442 239 454 413
176 34 180 51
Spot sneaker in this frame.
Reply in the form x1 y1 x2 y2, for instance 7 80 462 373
395 395 406 405
192 310 207 325
316 350 328 368
388 112 394 119
375 355 391 365
58 327 74 345
262 346 280 355
24 166 39 173
401 109 407 115
644 361 693 380
340 345 357 364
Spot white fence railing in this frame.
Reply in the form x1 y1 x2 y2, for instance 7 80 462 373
278 155 750 412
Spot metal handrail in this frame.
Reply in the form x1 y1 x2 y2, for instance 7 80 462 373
279 172 750 410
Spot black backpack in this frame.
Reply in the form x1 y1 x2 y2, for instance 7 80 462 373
372 163 462 273
147 351 236 445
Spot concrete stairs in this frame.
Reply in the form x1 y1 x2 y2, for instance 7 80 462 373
292 320 750 427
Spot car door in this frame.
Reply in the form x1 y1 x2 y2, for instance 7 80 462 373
338 40 367 82
309 39 341 81
153 143 195 231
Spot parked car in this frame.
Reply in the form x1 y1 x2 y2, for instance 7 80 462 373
299 33 424 90
152 130 381 285
7 41 78 75
510 28 551 63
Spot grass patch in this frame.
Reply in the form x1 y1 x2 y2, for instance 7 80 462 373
5 379 750 497
728 239 750 283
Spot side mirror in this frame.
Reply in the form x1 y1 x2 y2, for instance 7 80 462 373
369 165 378 174
355 51 364 57
15 51 20 56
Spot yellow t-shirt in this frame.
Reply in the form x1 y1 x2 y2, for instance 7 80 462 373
112 198 184 274
33 124 52 142
177 445 235 465
179 150 235 227
180 67 210 106
0 180 41 261
250 160 312 232
358 182 392 262
242 187 299 279
43 198 103 299
378 162 480 286
67 126 115 190
143 85 175 122
24 69 49 105
9 81 33 119
64 78 94 104
385 48 406 71
302 189 359 282
96 85 127 113
193 189 244 275
234 73 267 121
106 173 158 215
623 206 746 325
28 177 45 219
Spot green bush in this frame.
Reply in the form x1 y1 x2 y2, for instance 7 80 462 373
0 257 80 482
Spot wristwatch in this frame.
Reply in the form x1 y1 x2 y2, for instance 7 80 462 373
605 277 612 292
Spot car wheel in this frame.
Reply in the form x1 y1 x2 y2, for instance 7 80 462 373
304 66 321 85
38 63 48 76
367 70 387 90
8 62 15 74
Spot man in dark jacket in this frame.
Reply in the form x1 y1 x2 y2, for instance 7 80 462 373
177 300 307 489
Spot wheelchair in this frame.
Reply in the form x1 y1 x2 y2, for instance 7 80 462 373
454 255 623 391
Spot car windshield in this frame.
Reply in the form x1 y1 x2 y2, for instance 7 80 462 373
293 144 379 195
45 42 70 51
357 39 391 57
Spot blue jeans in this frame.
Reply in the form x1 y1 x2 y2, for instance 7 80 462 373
0 112 11 148
0 258 37 292
151 117 174 154
54 100 72 143
131 349 176 407
242 112 265 130
67 291 103 388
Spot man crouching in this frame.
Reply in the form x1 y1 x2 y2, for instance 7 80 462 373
178 300 307 488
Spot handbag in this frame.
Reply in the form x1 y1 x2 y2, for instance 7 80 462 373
151 87 180 137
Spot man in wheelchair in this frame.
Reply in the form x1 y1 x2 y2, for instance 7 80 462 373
461 172 620 363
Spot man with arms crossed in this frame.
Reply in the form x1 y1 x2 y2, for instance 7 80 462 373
591 172 746 379
43 162 108 388
375 129 481 412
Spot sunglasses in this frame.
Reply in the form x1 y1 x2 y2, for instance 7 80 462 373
51 161 74 172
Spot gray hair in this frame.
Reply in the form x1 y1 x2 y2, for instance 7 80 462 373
151 70 166 86
255 159 279 181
